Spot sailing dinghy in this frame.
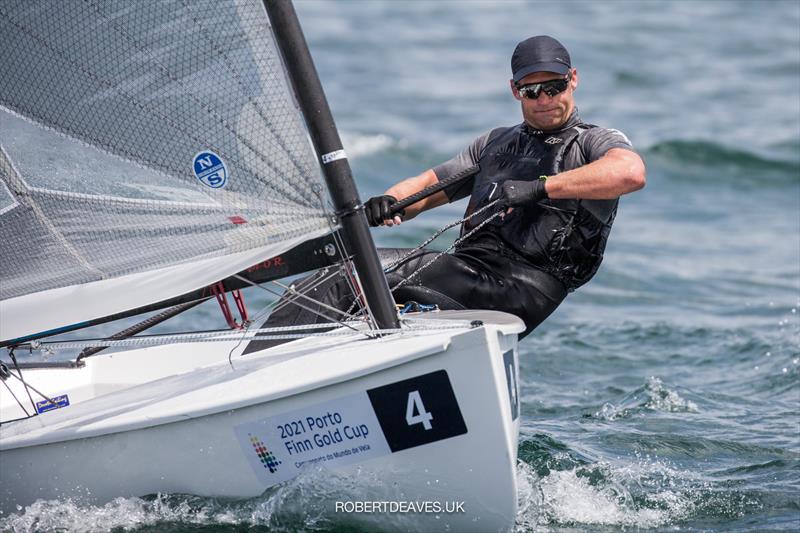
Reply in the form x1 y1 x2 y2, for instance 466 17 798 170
0 1 524 530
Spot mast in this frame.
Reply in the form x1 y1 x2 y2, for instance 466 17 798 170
263 0 400 330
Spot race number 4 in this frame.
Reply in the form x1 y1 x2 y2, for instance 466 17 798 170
367 370 467 453
405 390 433 430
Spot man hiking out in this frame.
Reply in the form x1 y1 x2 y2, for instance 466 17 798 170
269 35 645 339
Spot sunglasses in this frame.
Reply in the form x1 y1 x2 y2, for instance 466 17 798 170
516 72 572 100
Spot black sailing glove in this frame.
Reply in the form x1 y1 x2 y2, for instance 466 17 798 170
364 195 405 227
497 179 548 208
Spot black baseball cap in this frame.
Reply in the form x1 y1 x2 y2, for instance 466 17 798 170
511 35 571 83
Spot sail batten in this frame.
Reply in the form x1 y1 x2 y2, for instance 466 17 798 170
0 0 334 342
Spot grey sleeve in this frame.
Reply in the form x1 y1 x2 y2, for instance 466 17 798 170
577 127 636 223
432 130 494 202
580 127 636 162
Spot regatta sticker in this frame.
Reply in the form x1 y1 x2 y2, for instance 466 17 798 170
234 370 466 487
36 394 70 414
192 150 228 188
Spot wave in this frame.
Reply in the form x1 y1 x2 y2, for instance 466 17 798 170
644 140 800 185
340 132 405 159
594 376 699 421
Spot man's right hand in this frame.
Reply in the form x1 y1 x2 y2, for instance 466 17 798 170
364 195 405 227
497 179 548 208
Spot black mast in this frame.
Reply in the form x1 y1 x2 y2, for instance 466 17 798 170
263 0 399 330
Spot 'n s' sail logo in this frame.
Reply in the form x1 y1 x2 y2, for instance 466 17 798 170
193 150 228 189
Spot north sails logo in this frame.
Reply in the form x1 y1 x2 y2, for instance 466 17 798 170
544 136 563 145
249 434 282 473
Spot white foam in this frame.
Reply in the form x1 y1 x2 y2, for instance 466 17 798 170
644 376 699 412
340 133 406 158
0 495 236 533
514 455 704 529
595 376 699 420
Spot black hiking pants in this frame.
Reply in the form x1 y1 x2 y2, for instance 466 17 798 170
262 238 567 341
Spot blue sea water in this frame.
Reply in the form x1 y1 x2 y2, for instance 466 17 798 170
2 0 798 531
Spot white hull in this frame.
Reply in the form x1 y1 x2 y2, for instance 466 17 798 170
0 311 523 531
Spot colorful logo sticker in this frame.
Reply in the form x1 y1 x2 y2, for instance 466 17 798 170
193 150 228 189
249 434 282 473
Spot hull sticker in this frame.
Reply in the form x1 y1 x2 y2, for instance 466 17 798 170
503 349 519 420
234 369 467 487
36 394 70 414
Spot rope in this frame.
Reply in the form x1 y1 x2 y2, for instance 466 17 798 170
389 200 503 291
21 318 477 351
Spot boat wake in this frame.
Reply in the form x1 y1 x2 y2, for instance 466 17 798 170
0 463 463 533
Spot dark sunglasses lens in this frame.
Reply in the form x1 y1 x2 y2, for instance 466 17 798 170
520 85 541 99
542 79 568 96
519 78 568 99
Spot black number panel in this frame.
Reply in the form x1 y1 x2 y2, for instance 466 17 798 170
367 369 468 453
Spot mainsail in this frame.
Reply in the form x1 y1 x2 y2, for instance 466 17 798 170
0 0 333 343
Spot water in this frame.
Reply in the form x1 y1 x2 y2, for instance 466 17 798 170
2 0 799 531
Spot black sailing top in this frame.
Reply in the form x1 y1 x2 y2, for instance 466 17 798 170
433 110 636 290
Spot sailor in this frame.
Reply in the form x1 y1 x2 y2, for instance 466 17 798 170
363 35 646 337
266 35 645 340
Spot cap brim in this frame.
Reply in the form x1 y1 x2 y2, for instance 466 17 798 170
513 61 570 83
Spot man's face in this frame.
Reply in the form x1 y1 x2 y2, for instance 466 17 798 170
510 68 578 131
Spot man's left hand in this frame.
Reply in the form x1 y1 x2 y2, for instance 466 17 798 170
497 179 548 208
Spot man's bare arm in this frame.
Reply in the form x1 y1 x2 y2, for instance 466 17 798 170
380 169 449 225
545 148 646 199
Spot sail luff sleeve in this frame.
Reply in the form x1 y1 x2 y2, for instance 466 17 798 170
263 0 400 330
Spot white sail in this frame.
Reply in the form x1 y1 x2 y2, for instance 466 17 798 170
0 0 332 342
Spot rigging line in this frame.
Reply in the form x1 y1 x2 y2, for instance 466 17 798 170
313 177 371 328
3 363 59 411
21 321 476 350
227 325 250 369
268 269 328 316
384 200 501 273
78 299 206 361
333 234 370 324
0 368 31 418
268 267 337 316
391 202 504 293
235 272 356 322
326 202 371 327
27 322 371 350
342 201 502 317
8 349 36 414
271 276 361 322
313 192 367 325
232 275 371 337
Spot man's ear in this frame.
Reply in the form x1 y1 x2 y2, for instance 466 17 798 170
510 79 522 101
